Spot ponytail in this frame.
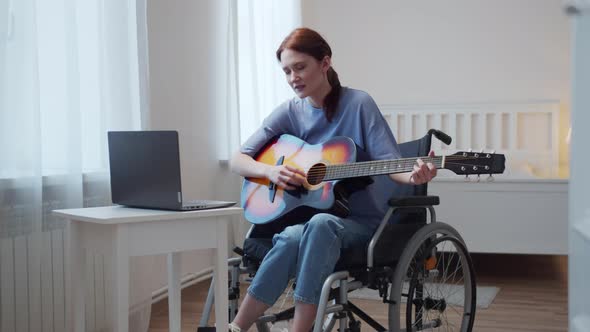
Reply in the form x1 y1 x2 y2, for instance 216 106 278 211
323 67 342 122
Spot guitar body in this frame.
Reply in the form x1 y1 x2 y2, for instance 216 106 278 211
241 134 367 225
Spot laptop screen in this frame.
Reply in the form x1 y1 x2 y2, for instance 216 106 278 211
107 131 183 209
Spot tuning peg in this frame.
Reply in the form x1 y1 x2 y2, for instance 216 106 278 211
487 174 495 182
480 148 484 153
476 174 481 182
468 148 473 152
491 150 496 154
464 175 470 182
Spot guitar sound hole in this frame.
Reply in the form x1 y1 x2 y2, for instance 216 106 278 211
307 163 327 185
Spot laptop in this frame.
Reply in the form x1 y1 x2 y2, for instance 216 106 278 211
107 130 236 211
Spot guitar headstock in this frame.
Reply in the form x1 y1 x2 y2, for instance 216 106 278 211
444 151 506 176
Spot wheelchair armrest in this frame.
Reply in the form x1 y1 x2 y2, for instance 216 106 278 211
388 195 439 207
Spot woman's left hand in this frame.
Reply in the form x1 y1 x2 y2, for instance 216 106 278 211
409 150 437 185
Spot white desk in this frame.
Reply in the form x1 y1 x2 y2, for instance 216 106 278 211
54 205 243 332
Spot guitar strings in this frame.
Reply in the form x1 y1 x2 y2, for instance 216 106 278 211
302 155 496 178
301 155 486 172
306 162 487 176
305 157 483 170
309 156 487 172
316 161 495 180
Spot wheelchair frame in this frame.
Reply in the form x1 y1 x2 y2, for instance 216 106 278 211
198 200 476 332
198 130 477 332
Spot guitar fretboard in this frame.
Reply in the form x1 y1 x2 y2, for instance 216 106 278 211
323 156 444 181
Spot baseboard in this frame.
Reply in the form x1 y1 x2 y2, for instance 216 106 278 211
149 267 214 306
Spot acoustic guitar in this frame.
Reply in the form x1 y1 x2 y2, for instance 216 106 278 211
241 134 505 225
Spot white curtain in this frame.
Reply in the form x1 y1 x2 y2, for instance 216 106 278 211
236 0 302 144
213 0 302 248
0 0 152 331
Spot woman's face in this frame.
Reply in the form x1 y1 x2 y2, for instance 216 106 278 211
280 49 330 101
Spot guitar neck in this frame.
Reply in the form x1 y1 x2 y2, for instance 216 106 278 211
323 156 445 181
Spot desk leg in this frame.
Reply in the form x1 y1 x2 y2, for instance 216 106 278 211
67 221 86 332
167 252 182 332
113 225 130 332
214 219 229 331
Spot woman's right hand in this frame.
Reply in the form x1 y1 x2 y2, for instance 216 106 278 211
267 164 306 190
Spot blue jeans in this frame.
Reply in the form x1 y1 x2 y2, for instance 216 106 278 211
247 213 375 305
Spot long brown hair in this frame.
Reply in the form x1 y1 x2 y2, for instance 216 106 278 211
276 28 342 122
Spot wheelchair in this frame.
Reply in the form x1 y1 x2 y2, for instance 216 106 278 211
198 129 477 332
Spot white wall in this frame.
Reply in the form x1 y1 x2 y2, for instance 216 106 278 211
148 0 228 199
146 0 243 290
302 0 570 106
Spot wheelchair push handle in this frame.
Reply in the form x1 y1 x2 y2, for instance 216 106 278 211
428 129 452 145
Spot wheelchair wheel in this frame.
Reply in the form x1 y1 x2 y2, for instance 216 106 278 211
388 222 476 332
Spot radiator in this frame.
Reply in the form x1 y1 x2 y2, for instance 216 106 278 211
0 175 112 332
1 230 66 332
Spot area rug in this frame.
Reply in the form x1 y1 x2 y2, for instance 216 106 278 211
264 285 499 331
347 283 500 309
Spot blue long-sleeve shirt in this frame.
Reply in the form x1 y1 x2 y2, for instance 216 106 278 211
240 87 402 228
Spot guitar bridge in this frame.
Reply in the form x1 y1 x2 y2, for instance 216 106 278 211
268 155 285 203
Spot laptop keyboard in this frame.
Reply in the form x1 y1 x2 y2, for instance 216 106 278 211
185 200 222 206
182 200 236 209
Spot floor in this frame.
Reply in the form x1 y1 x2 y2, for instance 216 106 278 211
148 254 568 332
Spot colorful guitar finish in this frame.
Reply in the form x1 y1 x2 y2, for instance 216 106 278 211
241 135 357 225
241 134 505 225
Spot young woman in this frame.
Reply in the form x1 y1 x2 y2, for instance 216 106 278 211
229 27 437 332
